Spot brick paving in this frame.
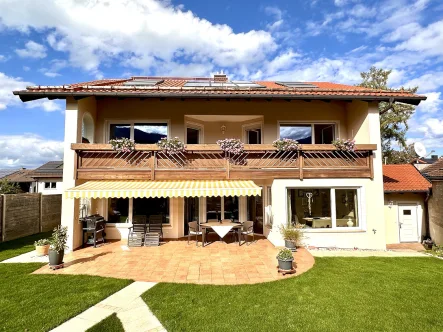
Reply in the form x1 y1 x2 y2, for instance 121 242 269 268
386 243 425 251
33 236 314 285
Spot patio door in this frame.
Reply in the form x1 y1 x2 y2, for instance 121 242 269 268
206 196 239 221
247 194 263 234
184 197 199 236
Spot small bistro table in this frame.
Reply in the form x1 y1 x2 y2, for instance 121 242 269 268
200 221 243 247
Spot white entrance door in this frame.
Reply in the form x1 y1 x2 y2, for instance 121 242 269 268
398 205 418 242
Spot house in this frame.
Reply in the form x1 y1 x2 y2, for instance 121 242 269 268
13 75 426 251
420 158 443 245
413 155 440 171
0 168 35 193
383 164 431 244
29 161 64 195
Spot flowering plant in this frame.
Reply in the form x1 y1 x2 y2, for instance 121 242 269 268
49 225 69 253
109 138 135 153
332 138 356 152
216 138 244 155
156 137 186 155
34 238 50 246
273 138 300 151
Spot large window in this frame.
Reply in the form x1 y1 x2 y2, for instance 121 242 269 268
107 197 170 224
108 121 168 144
206 197 239 221
133 197 170 224
108 198 129 223
279 123 335 144
224 196 239 222
287 188 359 229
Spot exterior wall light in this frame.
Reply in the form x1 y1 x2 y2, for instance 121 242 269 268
221 125 227 134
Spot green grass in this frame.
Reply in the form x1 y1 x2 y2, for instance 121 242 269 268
0 264 132 332
0 231 52 261
87 313 125 332
143 257 443 332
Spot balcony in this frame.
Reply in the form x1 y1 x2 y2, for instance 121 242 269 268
72 143 376 181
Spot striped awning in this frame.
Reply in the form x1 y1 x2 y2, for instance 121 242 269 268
65 180 261 199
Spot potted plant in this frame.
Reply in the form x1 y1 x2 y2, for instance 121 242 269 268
272 138 299 151
34 238 50 256
276 248 294 271
216 138 244 156
156 137 186 155
109 137 135 153
48 226 68 267
280 224 304 251
332 138 356 152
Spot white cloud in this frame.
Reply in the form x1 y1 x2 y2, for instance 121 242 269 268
0 72 62 112
417 92 442 114
22 66 30 71
0 134 63 168
348 45 367 54
382 22 422 43
0 0 276 74
0 55 7 62
15 40 47 59
348 4 376 18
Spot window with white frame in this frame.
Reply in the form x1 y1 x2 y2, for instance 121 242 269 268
108 121 168 144
279 123 336 144
44 182 57 189
287 188 360 229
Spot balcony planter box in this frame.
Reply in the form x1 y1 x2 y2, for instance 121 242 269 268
36 244 50 256
49 249 64 266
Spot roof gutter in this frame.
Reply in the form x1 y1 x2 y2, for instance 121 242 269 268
13 91 427 105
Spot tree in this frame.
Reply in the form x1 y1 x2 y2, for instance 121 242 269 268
358 67 418 163
0 178 21 194
387 144 419 164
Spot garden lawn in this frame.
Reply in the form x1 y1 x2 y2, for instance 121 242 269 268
0 264 132 332
0 231 52 261
87 313 124 332
143 257 443 332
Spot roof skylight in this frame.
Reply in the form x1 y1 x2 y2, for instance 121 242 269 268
276 82 318 89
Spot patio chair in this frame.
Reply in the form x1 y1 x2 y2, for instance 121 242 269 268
240 220 254 245
188 221 202 246
148 215 163 240
128 215 147 247
93 220 106 248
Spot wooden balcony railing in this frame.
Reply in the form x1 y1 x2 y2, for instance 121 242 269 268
72 143 376 180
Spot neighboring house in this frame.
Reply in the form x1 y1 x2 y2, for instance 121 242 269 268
0 168 34 193
13 75 426 251
29 161 63 195
413 155 440 171
383 164 431 244
420 158 443 245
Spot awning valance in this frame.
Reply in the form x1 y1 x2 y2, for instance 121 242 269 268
65 180 261 199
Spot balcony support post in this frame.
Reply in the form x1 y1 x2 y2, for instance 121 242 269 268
299 151 304 180
150 152 156 180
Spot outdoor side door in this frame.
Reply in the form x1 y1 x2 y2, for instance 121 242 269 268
398 205 418 242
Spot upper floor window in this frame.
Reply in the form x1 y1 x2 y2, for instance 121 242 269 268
108 122 168 144
279 123 335 144
44 182 57 189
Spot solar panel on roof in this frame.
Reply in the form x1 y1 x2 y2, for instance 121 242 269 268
123 79 163 86
276 82 318 89
184 80 264 88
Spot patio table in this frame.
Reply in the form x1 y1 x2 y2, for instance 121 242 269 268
201 221 243 247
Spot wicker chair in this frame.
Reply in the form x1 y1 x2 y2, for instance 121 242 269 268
240 220 254 245
188 221 202 246
148 215 164 240
128 215 147 247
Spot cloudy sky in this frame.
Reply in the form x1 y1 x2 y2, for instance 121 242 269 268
0 0 442 168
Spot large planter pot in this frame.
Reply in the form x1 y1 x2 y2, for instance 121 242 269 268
49 249 64 266
35 245 49 256
285 240 297 251
278 258 294 271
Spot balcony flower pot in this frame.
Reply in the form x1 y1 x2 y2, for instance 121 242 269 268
277 248 294 271
34 238 50 256
49 249 64 266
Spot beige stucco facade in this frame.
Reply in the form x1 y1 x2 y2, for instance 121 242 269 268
61 96 383 251
384 192 427 244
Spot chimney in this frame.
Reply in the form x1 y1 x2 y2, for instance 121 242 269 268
432 155 438 160
213 74 228 82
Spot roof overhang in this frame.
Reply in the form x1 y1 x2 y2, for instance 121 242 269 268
13 90 427 106
384 189 430 193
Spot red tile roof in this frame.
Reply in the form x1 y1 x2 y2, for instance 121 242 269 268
383 164 431 192
13 76 426 104
420 158 443 179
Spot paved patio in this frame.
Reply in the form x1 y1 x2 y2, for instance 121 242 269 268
33 236 314 285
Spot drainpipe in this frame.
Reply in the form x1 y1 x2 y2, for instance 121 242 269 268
424 189 431 241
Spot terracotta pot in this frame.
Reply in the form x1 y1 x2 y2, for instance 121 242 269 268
35 244 49 256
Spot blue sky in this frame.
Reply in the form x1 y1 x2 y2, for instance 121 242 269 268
0 0 442 168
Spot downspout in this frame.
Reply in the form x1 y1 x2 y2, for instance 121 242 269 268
424 188 431 240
